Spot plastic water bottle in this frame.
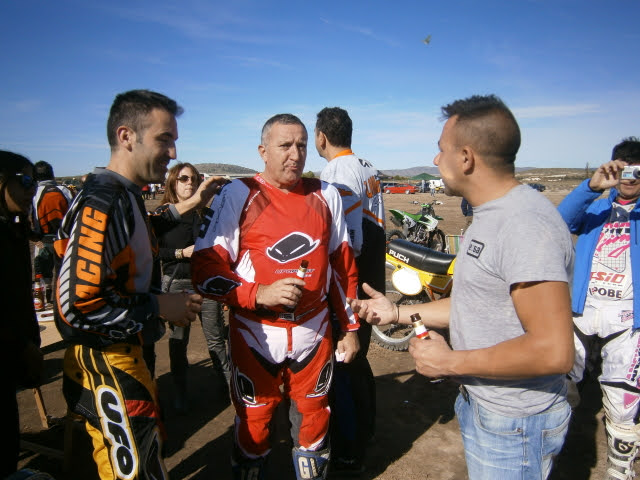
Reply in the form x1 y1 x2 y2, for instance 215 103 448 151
33 274 46 312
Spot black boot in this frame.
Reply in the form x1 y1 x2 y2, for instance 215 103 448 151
209 350 231 403
169 338 189 414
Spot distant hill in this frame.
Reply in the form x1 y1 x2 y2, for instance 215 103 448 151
378 166 544 177
56 164 586 186
194 163 258 175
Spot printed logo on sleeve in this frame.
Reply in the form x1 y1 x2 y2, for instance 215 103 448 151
199 276 241 296
466 239 484 258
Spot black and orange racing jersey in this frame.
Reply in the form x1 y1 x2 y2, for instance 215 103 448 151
32 180 74 240
54 168 179 349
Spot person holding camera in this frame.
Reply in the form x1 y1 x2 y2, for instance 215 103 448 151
558 136 640 480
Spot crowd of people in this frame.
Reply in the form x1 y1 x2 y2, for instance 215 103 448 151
4 87 640 480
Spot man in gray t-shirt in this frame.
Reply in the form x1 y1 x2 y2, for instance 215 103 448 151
348 94 575 479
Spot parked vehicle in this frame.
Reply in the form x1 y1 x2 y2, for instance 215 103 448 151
383 183 418 194
528 183 546 192
372 238 455 351
386 201 446 252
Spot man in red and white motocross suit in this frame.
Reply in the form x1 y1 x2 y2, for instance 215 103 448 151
192 114 360 480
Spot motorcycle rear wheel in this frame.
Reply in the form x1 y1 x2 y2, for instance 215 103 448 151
385 229 405 246
427 229 446 252
371 283 429 351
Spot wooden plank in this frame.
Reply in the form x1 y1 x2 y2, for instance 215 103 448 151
32 388 49 429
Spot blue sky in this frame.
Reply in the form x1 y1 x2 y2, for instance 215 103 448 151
1 0 639 177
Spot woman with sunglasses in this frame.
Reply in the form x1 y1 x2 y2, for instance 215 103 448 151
0 151 44 478
154 163 231 412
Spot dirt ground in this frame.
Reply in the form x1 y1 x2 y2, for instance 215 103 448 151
17 177 619 479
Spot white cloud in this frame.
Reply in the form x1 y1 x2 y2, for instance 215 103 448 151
222 56 293 69
513 104 601 119
11 99 42 113
319 17 400 47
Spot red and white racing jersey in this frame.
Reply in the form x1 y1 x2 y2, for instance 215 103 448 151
192 175 360 332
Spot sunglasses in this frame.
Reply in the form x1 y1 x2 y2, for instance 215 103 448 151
15 173 37 189
177 175 198 183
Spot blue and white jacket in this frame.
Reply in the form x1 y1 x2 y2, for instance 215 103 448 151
558 179 640 329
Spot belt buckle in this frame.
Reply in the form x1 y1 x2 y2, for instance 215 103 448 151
278 312 295 321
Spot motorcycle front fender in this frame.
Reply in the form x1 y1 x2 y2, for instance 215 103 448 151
388 209 405 222
418 216 438 231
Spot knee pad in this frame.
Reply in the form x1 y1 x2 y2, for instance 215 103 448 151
603 388 640 426
605 419 640 444
292 446 330 480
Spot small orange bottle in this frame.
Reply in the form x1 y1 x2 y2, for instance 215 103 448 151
411 313 430 339
33 274 46 312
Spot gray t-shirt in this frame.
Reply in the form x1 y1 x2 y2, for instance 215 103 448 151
450 184 574 416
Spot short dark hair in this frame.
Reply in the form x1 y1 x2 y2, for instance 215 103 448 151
612 136 640 164
0 150 34 220
261 113 306 145
315 107 352 148
107 89 183 151
441 94 521 170
33 160 54 181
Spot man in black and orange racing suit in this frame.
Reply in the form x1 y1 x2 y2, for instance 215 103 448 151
53 89 224 480
192 113 360 480
31 160 74 301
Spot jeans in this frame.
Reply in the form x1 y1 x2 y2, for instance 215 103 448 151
162 276 230 386
455 390 571 480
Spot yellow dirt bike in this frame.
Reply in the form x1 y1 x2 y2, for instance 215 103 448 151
371 238 456 351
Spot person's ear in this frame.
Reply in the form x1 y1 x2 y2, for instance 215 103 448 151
316 131 327 150
461 146 475 173
117 126 135 152
258 144 267 163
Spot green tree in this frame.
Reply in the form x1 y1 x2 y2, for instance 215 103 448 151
302 171 316 178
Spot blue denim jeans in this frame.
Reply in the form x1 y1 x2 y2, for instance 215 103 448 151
455 390 571 480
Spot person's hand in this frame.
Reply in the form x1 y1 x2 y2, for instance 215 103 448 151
336 330 360 363
346 282 396 325
193 175 231 207
408 330 452 378
589 159 628 191
182 245 195 258
157 291 203 327
256 277 306 309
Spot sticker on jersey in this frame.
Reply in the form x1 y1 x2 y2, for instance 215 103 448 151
466 239 484 258
267 232 319 264
96 386 137 479
198 276 241 296
307 360 332 398
619 310 634 324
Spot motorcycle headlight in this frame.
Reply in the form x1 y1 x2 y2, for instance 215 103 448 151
391 267 423 296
